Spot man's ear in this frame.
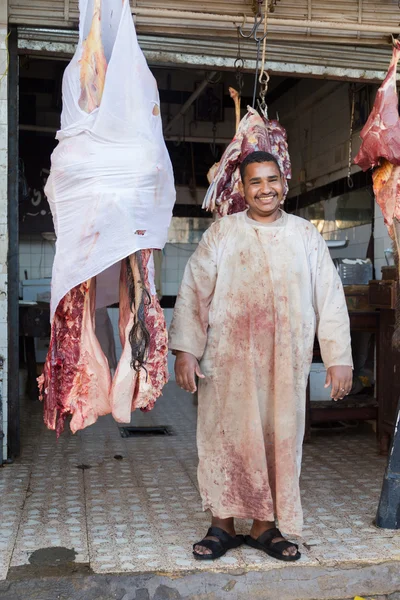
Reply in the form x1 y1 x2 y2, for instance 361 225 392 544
239 179 244 196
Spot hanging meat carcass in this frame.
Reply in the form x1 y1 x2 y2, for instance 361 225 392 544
354 39 400 347
38 0 175 434
203 104 291 216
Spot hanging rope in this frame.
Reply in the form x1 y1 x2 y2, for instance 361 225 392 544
347 85 356 189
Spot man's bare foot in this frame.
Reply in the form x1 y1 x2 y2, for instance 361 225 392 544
250 520 298 557
194 517 235 556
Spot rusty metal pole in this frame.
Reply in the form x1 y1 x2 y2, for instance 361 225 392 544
376 400 400 529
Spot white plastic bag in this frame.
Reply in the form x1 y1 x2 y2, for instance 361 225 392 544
45 0 176 318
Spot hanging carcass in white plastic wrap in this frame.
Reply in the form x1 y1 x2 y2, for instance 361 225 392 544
203 102 291 216
38 0 176 436
354 39 400 347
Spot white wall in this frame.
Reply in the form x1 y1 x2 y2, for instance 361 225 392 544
0 3 8 459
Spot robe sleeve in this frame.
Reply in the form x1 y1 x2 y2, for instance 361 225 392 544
310 229 353 369
168 224 218 360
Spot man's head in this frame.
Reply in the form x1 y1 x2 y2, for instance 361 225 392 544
239 151 284 222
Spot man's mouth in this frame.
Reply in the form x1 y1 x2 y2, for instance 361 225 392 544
256 195 276 202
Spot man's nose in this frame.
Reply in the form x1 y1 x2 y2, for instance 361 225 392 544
260 181 273 194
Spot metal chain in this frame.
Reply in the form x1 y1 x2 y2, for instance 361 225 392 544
239 0 270 111
235 27 245 94
347 85 356 189
258 0 270 115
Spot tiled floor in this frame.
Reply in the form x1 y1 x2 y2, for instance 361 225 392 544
0 382 399 580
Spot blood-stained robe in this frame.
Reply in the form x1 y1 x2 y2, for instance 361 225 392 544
169 210 352 535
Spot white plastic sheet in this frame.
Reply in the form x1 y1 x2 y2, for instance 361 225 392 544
45 0 175 319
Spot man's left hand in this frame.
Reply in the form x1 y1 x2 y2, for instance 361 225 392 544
324 366 353 400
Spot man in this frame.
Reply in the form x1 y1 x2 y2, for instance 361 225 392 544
169 151 352 562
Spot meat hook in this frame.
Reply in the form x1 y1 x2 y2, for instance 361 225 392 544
238 5 268 42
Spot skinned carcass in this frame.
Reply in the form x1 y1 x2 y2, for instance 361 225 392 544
203 106 291 216
354 39 400 347
38 0 175 434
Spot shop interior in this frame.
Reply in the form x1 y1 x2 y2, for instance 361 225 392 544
16 55 399 454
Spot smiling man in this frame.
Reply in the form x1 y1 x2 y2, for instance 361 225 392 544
169 151 352 562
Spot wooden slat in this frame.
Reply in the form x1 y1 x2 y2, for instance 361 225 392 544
8 0 399 45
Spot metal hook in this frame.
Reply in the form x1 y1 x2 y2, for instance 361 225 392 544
238 12 264 40
234 57 244 71
257 98 268 119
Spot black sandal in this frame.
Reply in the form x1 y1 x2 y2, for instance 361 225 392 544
193 526 244 561
244 527 301 562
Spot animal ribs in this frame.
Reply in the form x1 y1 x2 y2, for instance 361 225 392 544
110 250 168 424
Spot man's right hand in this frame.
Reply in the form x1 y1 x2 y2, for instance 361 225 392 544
174 351 205 394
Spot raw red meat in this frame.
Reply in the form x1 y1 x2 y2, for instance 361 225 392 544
355 40 400 171
203 106 291 216
38 279 111 436
354 40 400 235
354 40 400 348
110 250 168 423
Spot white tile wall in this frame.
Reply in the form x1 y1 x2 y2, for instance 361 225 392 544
19 234 55 281
161 242 197 297
0 5 8 459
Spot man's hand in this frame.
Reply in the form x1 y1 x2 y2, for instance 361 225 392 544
175 351 205 394
324 366 353 401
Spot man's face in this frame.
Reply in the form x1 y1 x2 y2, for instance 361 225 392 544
240 161 284 219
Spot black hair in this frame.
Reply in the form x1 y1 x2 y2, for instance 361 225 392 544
240 151 281 182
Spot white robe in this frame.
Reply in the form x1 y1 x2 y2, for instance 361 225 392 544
169 210 352 535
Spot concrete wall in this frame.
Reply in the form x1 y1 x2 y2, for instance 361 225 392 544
0 4 8 459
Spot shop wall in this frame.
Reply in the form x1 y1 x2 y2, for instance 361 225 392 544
274 80 364 197
274 79 390 276
0 3 8 459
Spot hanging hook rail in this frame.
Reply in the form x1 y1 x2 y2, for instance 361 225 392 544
238 1 266 41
